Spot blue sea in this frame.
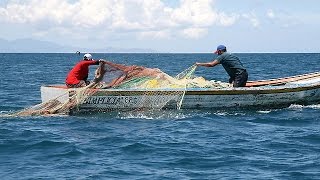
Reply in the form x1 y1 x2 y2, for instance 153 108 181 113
1 53 320 179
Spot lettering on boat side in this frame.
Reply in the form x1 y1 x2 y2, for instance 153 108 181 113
83 96 138 105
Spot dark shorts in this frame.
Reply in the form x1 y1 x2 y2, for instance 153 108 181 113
231 70 248 87
66 80 90 88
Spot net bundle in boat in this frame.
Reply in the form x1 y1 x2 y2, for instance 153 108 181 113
9 61 230 116
98 61 229 89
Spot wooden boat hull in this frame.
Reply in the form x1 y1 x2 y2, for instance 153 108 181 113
41 76 320 112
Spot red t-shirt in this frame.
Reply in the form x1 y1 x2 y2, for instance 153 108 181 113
65 60 99 85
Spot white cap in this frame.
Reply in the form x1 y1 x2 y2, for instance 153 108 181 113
83 53 92 60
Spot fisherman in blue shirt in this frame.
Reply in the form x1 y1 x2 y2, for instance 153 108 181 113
196 45 248 87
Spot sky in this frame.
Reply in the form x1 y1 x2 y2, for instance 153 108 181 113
0 0 319 52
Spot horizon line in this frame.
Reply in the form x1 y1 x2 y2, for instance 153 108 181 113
0 51 319 54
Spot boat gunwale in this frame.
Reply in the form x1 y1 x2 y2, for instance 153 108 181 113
43 82 320 96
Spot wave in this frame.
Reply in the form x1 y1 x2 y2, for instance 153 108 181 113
288 104 320 110
256 110 272 114
120 142 155 153
117 109 198 120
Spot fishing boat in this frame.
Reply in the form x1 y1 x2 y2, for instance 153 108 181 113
40 71 320 112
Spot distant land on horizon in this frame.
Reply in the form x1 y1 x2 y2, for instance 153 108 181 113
0 38 156 53
0 38 318 54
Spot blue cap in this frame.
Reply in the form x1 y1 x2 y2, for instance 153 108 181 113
214 45 226 54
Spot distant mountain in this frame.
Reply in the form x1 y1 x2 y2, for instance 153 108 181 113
0 38 156 53
0 38 67 52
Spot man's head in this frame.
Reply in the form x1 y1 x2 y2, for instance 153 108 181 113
214 45 227 55
83 53 93 60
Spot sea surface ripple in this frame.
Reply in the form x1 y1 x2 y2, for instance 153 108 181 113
0 53 320 179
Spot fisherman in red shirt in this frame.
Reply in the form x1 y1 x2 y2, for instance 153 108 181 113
65 53 102 88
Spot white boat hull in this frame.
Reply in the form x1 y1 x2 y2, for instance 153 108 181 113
41 78 320 112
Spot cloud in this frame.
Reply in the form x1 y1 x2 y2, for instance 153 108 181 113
242 12 260 27
171 0 217 27
0 0 240 40
267 9 275 19
216 12 239 26
138 30 171 39
181 27 208 39
265 9 301 28
0 0 73 24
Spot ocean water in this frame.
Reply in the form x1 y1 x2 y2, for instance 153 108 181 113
0 53 320 179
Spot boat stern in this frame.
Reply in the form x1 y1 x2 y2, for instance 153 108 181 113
40 85 69 103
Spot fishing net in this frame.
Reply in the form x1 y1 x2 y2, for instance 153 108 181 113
10 84 99 116
7 61 230 116
96 62 229 89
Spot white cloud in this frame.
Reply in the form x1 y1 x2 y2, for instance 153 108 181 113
0 0 240 40
181 27 208 39
267 9 275 19
242 12 260 27
1 0 74 24
138 30 171 39
171 0 217 27
217 12 239 26
265 9 301 28
71 0 113 27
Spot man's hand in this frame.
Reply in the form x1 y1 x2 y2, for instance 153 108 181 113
98 59 106 63
99 59 112 64
195 60 219 67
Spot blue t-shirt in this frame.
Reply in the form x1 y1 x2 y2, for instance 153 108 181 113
216 52 246 79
